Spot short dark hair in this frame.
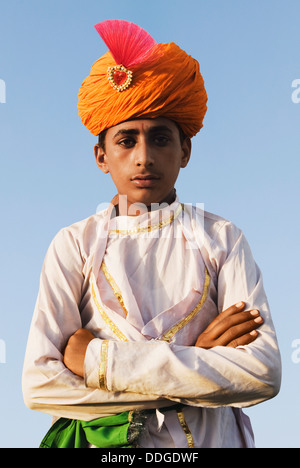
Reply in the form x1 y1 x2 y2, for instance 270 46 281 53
175 123 187 145
98 128 108 151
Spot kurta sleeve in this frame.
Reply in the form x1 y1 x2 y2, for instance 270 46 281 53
85 221 281 408
22 228 165 420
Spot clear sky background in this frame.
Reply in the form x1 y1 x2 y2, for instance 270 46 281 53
0 0 299 448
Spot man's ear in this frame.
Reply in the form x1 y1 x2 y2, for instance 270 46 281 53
180 137 192 168
94 144 109 174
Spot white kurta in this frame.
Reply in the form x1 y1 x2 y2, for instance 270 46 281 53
22 197 281 448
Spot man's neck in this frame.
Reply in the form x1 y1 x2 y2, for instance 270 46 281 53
116 189 177 217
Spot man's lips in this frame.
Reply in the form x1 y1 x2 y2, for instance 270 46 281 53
131 174 160 188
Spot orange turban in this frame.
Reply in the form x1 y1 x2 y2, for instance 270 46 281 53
78 21 207 138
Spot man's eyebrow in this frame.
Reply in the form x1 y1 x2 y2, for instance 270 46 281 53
112 125 174 140
148 125 173 134
113 128 140 139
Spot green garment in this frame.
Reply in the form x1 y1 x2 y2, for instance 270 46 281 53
40 411 142 448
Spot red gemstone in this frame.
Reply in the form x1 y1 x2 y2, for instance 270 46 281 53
113 70 128 86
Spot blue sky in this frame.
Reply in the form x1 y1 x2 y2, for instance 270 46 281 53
0 0 299 447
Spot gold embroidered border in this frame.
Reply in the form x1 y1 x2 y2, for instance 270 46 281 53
101 262 129 317
99 340 109 390
91 280 128 342
176 408 194 448
162 268 210 342
109 203 183 236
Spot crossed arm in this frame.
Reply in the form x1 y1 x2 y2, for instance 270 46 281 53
23 223 280 416
63 301 264 378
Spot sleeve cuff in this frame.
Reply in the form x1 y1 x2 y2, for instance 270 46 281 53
84 338 110 390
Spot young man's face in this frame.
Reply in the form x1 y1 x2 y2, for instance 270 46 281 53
94 118 191 215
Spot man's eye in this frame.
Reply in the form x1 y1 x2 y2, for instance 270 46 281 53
153 136 169 146
119 138 136 148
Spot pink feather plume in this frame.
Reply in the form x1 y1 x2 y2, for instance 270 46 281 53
94 20 157 68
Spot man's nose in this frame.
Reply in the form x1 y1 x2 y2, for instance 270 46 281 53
134 142 154 166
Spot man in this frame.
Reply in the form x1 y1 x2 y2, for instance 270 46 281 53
22 20 281 448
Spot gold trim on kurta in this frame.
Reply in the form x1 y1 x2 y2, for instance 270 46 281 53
91 280 128 342
101 262 129 317
162 268 210 342
99 340 109 390
176 408 194 448
108 203 183 236
128 410 134 423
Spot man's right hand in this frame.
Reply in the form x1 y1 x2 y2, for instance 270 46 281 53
195 301 264 349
